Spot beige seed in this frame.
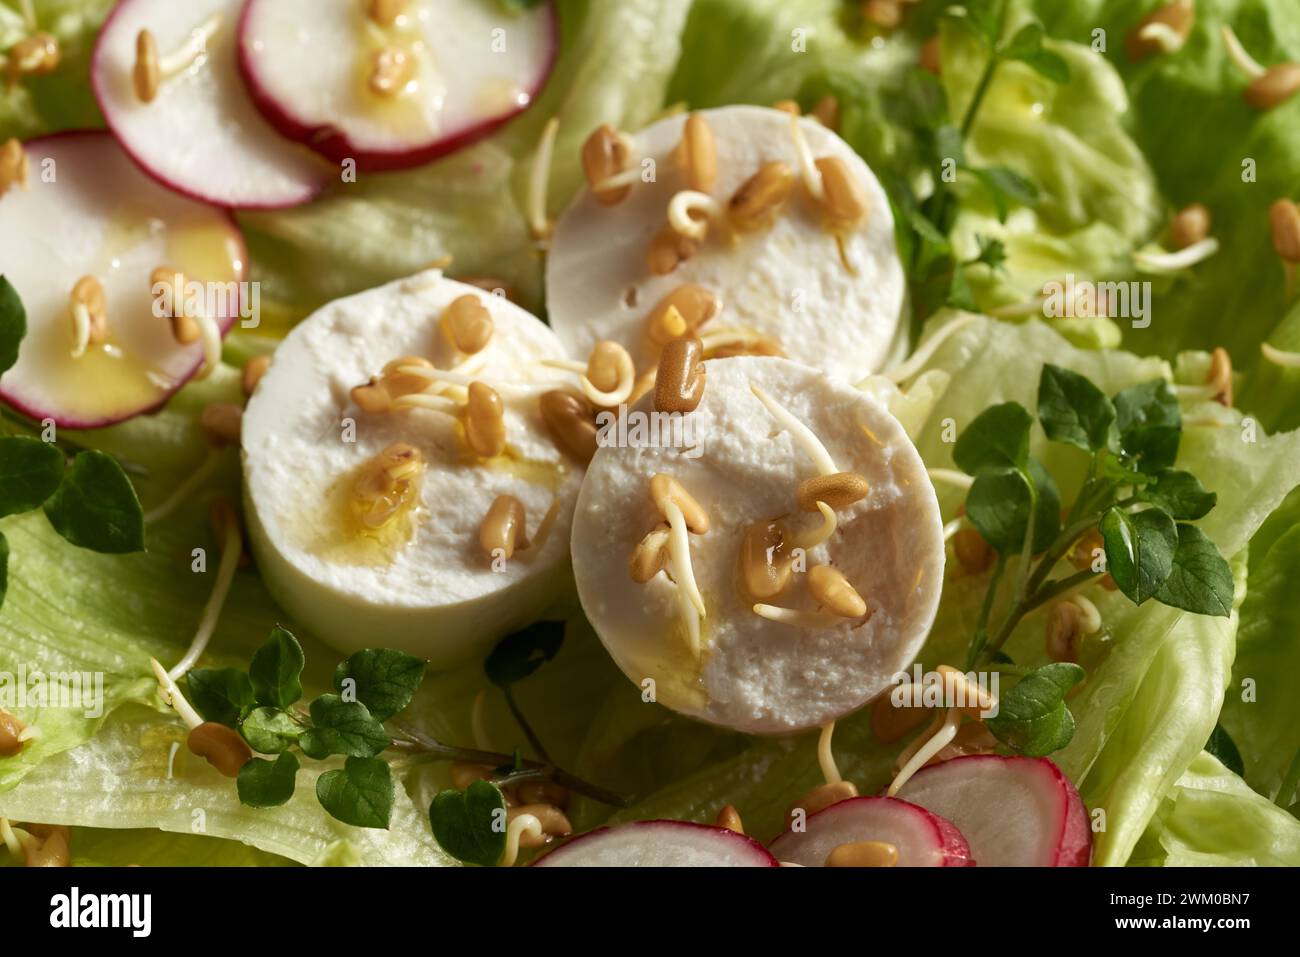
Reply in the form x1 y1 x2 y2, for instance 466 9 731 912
69 275 109 347
707 334 786 359
654 336 705 414
795 471 869 512
1168 203 1211 250
1126 0 1194 62
353 443 424 530
582 124 632 205
242 355 271 397
508 803 572 848
1269 199 1300 263
200 403 243 448
772 99 800 115
644 284 719 346
442 294 494 355
515 779 571 809
716 805 745 834
919 34 942 74
0 137 28 197
937 664 996 719
464 381 506 458
786 780 858 826
133 29 160 103
953 527 995 574
1069 526 1104 571
352 381 391 414
629 524 671 583
187 721 252 778
0 709 27 757
369 46 413 98
1207 346 1233 407
150 266 201 344
728 161 795 232
538 390 598 463
649 473 709 533
381 355 435 398
863 0 902 30
681 113 717 192
6 32 60 80
449 761 496 791
870 693 929 743
737 519 793 601
587 340 630 393
826 840 899 868
808 564 867 618
647 223 698 275
1046 601 1084 663
810 94 840 132
1245 62 1300 111
23 826 71 868
479 494 529 560
366 0 408 26
815 156 869 230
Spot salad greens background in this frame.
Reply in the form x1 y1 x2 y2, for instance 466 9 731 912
1 0 1299 866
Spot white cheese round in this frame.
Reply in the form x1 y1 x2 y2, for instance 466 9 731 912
242 271 581 666
546 105 906 381
570 356 944 734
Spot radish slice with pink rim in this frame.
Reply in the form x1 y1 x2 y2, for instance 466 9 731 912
237 0 558 172
92 0 331 210
896 754 1092 867
769 796 975 867
0 132 246 429
532 820 779 867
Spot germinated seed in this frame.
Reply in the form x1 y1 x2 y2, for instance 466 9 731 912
795 471 869 512
582 124 632 205
716 805 745 834
479 494 528 560
200 403 243 448
815 156 869 230
443 295 494 355
381 355 435 397
370 47 413 97
644 285 720 345
1246 63 1300 111
464 381 506 458
23 826 71 868
1126 0 1194 62
629 524 672 583
587 340 630 393
786 780 858 825
807 564 867 618
728 161 795 231
654 336 705 413
870 693 929 743
7 32 60 79
0 709 26 757
1045 601 1083 663
647 223 698 275
187 721 252 778
508 804 572 848
681 113 717 192
1168 203 1211 250
538 390 599 463
133 29 160 102
826 840 899 867
1269 198 1300 262
0 138 28 196
242 355 271 396
953 527 995 574
649 474 709 533
352 443 425 530
69 275 109 346
737 519 792 601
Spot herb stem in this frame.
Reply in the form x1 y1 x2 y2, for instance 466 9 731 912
979 568 1101 665
1276 746 1300 810
965 553 1007 669
502 685 552 765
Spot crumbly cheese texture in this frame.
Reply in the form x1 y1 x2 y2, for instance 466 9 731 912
546 105 906 380
571 356 944 734
243 271 581 664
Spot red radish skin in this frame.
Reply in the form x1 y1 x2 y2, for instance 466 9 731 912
533 820 779 867
236 0 559 172
92 0 330 210
0 132 247 429
896 755 1092 867
769 797 974 867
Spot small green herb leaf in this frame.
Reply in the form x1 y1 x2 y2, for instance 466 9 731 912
948 1 1000 47
0 530 8 613
0 276 26 376
240 707 303 754
428 780 508 867
947 262 976 311
332 648 425 721
1154 523 1234 617
1037 364 1117 452
986 662 1084 756
485 620 566 687
933 123 966 167
300 694 390 758
316 756 393 829
42 450 145 553
0 437 65 518
1100 506 1178 604
953 402 1033 475
185 668 254 726
249 626 305 709
1113 380 1182 473
969 166 1038 222
1000 23 1069 82
237 752 299 808
1205 723 1245 777
1135 469 1217 520
965 459 1058 553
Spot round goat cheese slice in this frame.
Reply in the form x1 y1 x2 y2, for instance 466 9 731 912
243 271 581 665
546 105 906 381
571 356 944 733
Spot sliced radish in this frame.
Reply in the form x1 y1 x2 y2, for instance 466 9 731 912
238 0 558 171
895 755 1092 867
533 821 779 867
0 132 246 429
769 797 974 867
92 0 330 209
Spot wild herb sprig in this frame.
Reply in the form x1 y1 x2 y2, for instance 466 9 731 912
952 364 1233 756
184 622 623 835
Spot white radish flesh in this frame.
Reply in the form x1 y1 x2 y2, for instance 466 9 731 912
533 821 779 867
769 796 974 867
